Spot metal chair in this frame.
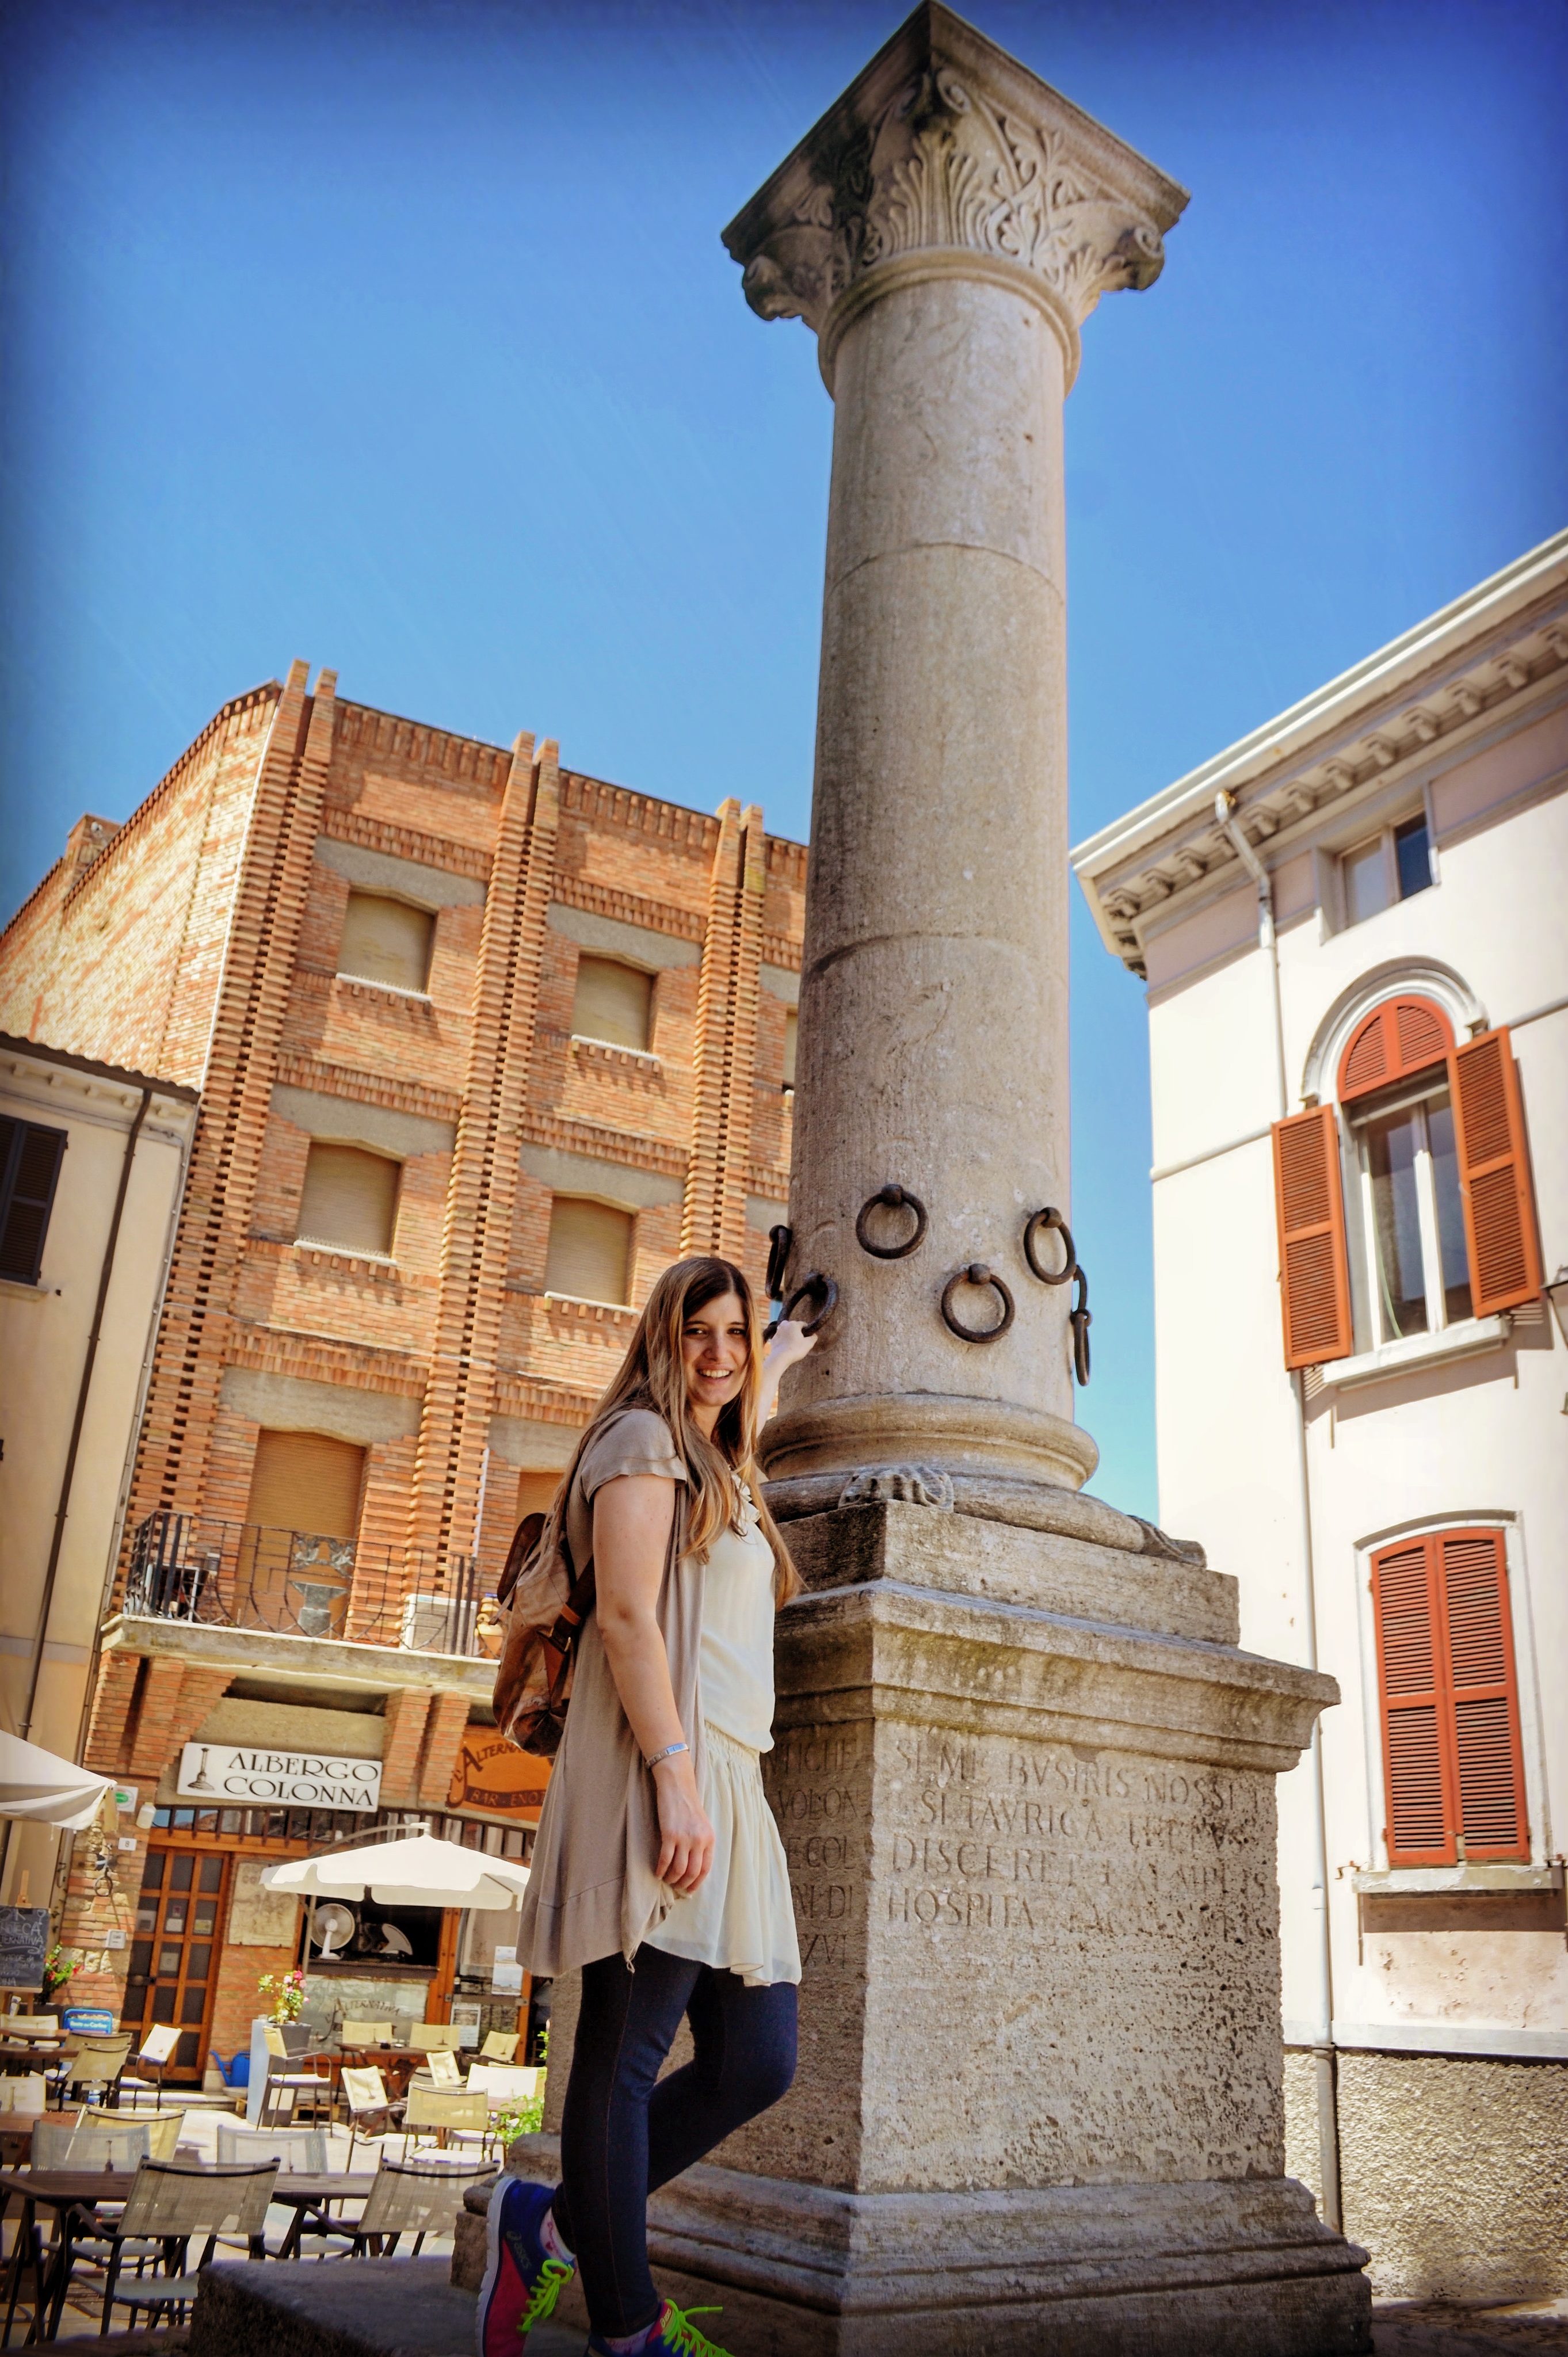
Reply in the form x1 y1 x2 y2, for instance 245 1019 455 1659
478 2031 519 2062
61 2034 133 2110
403 2024 464 2053
215 2122 327 2172
116 2024 182 2110
30 2113 152 2169
415 2047 464 2090
400 2087 489 2157
340 2066 400 2169
339 2018 394 2045
96 2159 278 2332
304 2155 492 2258
258 2023 334 2127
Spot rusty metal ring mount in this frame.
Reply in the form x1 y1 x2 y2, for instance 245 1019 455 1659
784 1273 839 1338
854 1184 928 1261
940 1263 1016 1345
1023 1206 1076 1286
1070 1266 1092 1386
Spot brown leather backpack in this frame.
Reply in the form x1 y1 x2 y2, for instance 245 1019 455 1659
491 1511 597 1760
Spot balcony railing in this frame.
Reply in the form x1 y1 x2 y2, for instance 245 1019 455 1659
125 1512 500 1658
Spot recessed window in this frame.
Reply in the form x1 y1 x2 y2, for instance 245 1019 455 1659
245 1429 365 1540
338 893 434 993
783 1009 798 1093
1351 1079 1471 1343
296 1142 400 1257
0 1116 66 1284
544 1196 632 1305
571 957 653 1052
1340 813 1433 926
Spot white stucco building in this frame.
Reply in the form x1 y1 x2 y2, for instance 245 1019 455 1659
1073 531 1567 2298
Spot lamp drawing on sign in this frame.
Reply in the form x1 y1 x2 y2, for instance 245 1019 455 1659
185 1748 216 1795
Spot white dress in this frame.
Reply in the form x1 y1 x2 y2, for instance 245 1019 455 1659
643 1481 801 1988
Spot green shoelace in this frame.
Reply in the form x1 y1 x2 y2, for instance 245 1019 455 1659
520 2255 574 2331
658 2302 732 2357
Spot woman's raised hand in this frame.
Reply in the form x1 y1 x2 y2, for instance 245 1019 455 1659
759 1318 818 1421
653 1755 716 1894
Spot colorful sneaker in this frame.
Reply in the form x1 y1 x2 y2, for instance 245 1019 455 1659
476 2176 574 2354
587 2301 733 2356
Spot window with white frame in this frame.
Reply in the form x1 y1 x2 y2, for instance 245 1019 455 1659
1339 810 1433 927
1347 1073 1472 1345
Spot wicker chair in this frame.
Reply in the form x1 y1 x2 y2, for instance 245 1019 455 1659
60 2034 133 2110
215 2122 327 2172
400 2086 489 2158
30 2114 151 2170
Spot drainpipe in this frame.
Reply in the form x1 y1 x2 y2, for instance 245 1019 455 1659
0 1088 152 1905
1215 790 1342 2230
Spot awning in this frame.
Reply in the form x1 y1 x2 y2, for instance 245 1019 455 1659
0 1733 114 1830
260 1830 529 1912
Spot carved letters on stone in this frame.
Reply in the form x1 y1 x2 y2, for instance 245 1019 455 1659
723 6 1189 356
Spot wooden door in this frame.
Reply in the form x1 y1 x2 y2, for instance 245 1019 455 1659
124 1848 230 2079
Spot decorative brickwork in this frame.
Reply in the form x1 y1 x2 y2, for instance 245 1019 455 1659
417 1691 475 1811
683 802 768 1264
381 1688 433 1809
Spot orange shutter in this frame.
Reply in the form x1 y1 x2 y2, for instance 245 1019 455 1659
1372 1530 1529 1867
1338 994 1455 1102
1440 1529 1528 1860
1372 1539 1451 1866
1450 1028 1543 1314
1271 1105 1353 1370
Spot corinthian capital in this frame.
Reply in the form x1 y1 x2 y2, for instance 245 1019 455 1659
722 1 1187 379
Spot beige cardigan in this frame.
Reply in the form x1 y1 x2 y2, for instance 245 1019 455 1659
516 1406 705 1975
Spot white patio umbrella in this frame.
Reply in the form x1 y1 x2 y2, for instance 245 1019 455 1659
260 1830 529 1910
0 1732 113 1829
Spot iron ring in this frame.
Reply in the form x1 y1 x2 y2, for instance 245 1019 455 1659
855 1184 928 1260
940 1263 1016 1345
1023 1206 1076 1286
783 1273 839 1338
1070 1266 1092 1386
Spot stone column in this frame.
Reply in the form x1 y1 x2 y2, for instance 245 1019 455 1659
516 12 1371 2355
729 2 1182 1503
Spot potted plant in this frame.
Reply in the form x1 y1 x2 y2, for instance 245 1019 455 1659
40 1944 78 2008
256 1969 306 2024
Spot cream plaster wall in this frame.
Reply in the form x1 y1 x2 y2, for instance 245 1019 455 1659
0 1045 196 1903
1144 733 1567 2060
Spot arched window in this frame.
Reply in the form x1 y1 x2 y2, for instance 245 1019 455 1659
1271 990 1542 1370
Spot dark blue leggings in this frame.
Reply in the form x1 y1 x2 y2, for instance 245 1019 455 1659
552 1945 798 2338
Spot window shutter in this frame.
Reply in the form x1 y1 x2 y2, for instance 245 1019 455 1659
1372 1539 1451 1865
0 1117 68 1285
544 1196 633 1306
338 894 434 993
1450 1028 1543 1314
1337 994 1455 1103
245 1429 366 1539
1271 1105 1352 1370
1372 1528 1529 1868
296 1143 400 1257
571 957 653 1052
1440 1529 1528 1860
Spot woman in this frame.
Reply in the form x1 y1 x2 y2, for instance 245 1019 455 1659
478 1254 815 2357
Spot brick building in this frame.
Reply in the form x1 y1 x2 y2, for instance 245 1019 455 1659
0 660 804 2076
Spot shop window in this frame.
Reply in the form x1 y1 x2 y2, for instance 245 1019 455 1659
544 1195 632 1306
296 1141 400 1257
0 1116 66 1285
1340 812 1434 926
783 1008 798 1093
1271 997 1543 1370
245 1429 365 1539
1372 1528 1528 1866
338 893 434 993
571 956 653 1052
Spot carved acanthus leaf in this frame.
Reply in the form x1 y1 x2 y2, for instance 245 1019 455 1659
726 18 1186 347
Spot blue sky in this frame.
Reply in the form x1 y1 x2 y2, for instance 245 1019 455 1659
2 0 1564 1517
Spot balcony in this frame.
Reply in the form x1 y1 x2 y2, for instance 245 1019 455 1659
124 1511 501 1660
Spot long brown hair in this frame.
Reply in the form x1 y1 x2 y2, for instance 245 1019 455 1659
547 1255 799 1603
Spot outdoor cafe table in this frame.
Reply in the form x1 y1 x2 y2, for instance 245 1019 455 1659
335 2044 425 2096
0 2168 377 2341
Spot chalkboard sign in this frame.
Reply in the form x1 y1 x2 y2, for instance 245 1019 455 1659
0 1906 48 1992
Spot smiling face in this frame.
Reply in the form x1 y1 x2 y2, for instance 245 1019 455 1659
680 1288 750 1435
